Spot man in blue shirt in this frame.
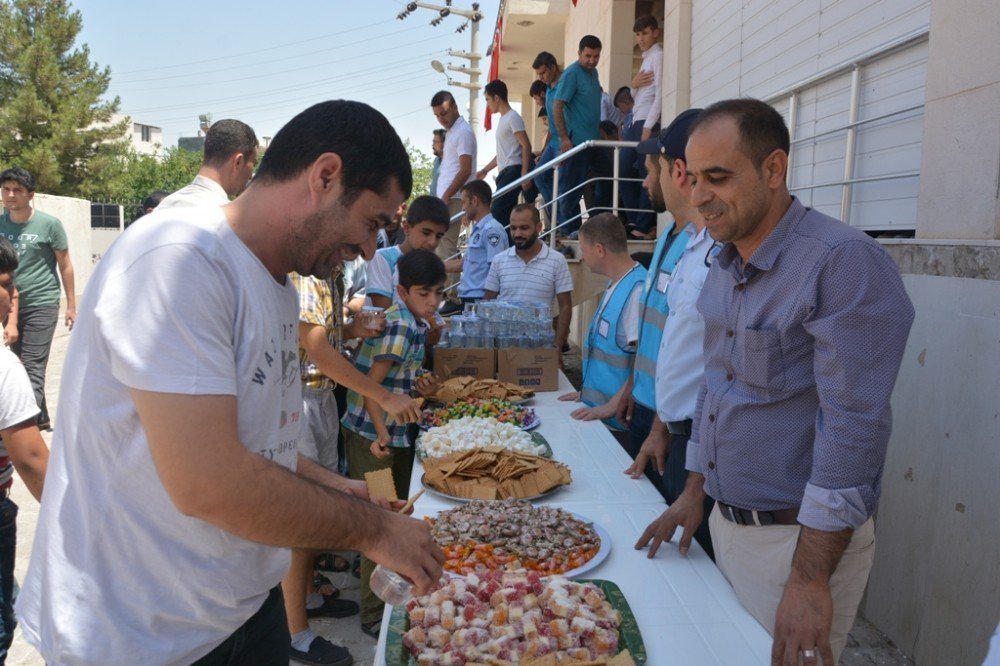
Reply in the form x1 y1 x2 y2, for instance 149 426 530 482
636 99 914 666
551 35 603 236
530 52 562 223
444 180 508 304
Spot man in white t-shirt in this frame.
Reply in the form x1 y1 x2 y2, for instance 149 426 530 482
431 90 477 293
158 119 259 209
15 100 443 666
483 204 573 355
476 79 534 230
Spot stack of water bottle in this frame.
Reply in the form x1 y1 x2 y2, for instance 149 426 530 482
438 301 556 349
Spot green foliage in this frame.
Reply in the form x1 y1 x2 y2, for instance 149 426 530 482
405 139 434 202
113 146 204 205
0 0 130 197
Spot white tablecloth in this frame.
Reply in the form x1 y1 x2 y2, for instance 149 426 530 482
373 372 773 665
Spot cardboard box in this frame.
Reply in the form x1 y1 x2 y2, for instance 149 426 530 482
433 347 496 380
496 347 560 392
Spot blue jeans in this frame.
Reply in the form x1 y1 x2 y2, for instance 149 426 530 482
191 586 290 665
619 121 656 233
11 304 59 425
0 497 18 663
555 148 591 235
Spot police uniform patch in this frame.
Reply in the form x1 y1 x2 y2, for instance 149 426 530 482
488 233 501 246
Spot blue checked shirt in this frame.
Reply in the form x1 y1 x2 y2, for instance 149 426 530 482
687 198 914 531
341 303 427 447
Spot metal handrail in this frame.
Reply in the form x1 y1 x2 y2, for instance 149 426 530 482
439 139 651 294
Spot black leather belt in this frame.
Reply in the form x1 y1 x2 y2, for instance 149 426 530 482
666 419 692 436
717 501 799 526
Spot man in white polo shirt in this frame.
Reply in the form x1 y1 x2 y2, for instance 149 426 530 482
484 203 573 355
431 90 476 265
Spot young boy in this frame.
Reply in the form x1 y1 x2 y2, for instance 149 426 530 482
0 237 49 659
559 213 646 434
366 195 451 310
341 249 446 637
622 16 663 238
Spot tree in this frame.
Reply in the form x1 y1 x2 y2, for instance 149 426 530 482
115 146 204 209
0 0 130 197
405 139 434 202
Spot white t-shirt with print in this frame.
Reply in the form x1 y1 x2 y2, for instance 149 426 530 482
0 347 39 484
16 206 302 665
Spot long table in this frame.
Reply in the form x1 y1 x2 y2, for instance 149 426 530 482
374 372 772 665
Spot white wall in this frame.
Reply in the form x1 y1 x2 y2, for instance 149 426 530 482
863 268 1000 666
32 193 93 299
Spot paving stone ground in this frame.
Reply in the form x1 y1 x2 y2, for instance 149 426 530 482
7 314 912 665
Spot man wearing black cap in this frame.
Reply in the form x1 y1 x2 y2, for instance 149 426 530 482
626 108 717 558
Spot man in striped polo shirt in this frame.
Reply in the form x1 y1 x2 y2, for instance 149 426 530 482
483 204 574 356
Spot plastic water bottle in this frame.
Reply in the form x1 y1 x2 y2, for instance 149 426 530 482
370 564 413 606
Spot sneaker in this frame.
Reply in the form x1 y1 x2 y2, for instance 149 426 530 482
439 300 464 317
361 619 382 639
290 636 353 666
306 596 360 619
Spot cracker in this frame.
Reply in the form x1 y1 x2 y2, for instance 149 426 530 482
606 650 636 666
364 468 398 501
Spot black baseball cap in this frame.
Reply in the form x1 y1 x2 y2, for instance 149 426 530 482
635 108 704 160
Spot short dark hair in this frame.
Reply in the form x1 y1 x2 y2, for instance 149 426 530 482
0 237 19 274
633 16 658 32
529 80 548 98
432 129 446 139
532 51 557 69
406 195 450 229
397 248 446 289
462 179 492 206
253 100 412 204
537 107 548 119
599 120 618 137
579 212 628 253
0 166 35 192
613 86 633 106
691 98 790 167
510 203 541 224
430 90 456 107
484 79 508 102
579 35 602 51
141 190 169 211
203 119 258 166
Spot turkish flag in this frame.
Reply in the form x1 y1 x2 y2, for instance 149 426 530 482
485 17 503 130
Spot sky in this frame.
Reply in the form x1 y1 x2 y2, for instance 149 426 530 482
71 0 503 161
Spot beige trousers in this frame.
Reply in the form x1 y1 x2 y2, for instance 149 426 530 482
709 506 876 664
436 198 465 295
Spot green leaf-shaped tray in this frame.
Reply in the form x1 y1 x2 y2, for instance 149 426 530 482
384 578 646 665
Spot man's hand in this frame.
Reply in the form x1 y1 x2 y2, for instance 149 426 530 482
631 70 654 89
364 512 444 596
771 580 834 666
558 391 580 402
475 169 488 180
380 392 422 424
641 127 653 141
626 428 668 478
559 136 573 154
521 180 533 193
570 401 615 422
370 434 391 459
65 306 76 330
616 394 635 426
2 321 16 346
635 477 706 557
771 526 852 665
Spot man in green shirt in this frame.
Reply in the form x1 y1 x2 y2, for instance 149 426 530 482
0 167 76 430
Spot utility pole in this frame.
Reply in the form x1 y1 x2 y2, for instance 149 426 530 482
397 1 485 134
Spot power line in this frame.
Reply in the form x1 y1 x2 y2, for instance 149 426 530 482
114 18 393 76
114 22 429 85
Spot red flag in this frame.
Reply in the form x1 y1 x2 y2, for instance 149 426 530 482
485 17 502 130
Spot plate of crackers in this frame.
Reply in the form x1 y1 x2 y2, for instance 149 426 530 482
422 447 571 501
428 377 535 405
